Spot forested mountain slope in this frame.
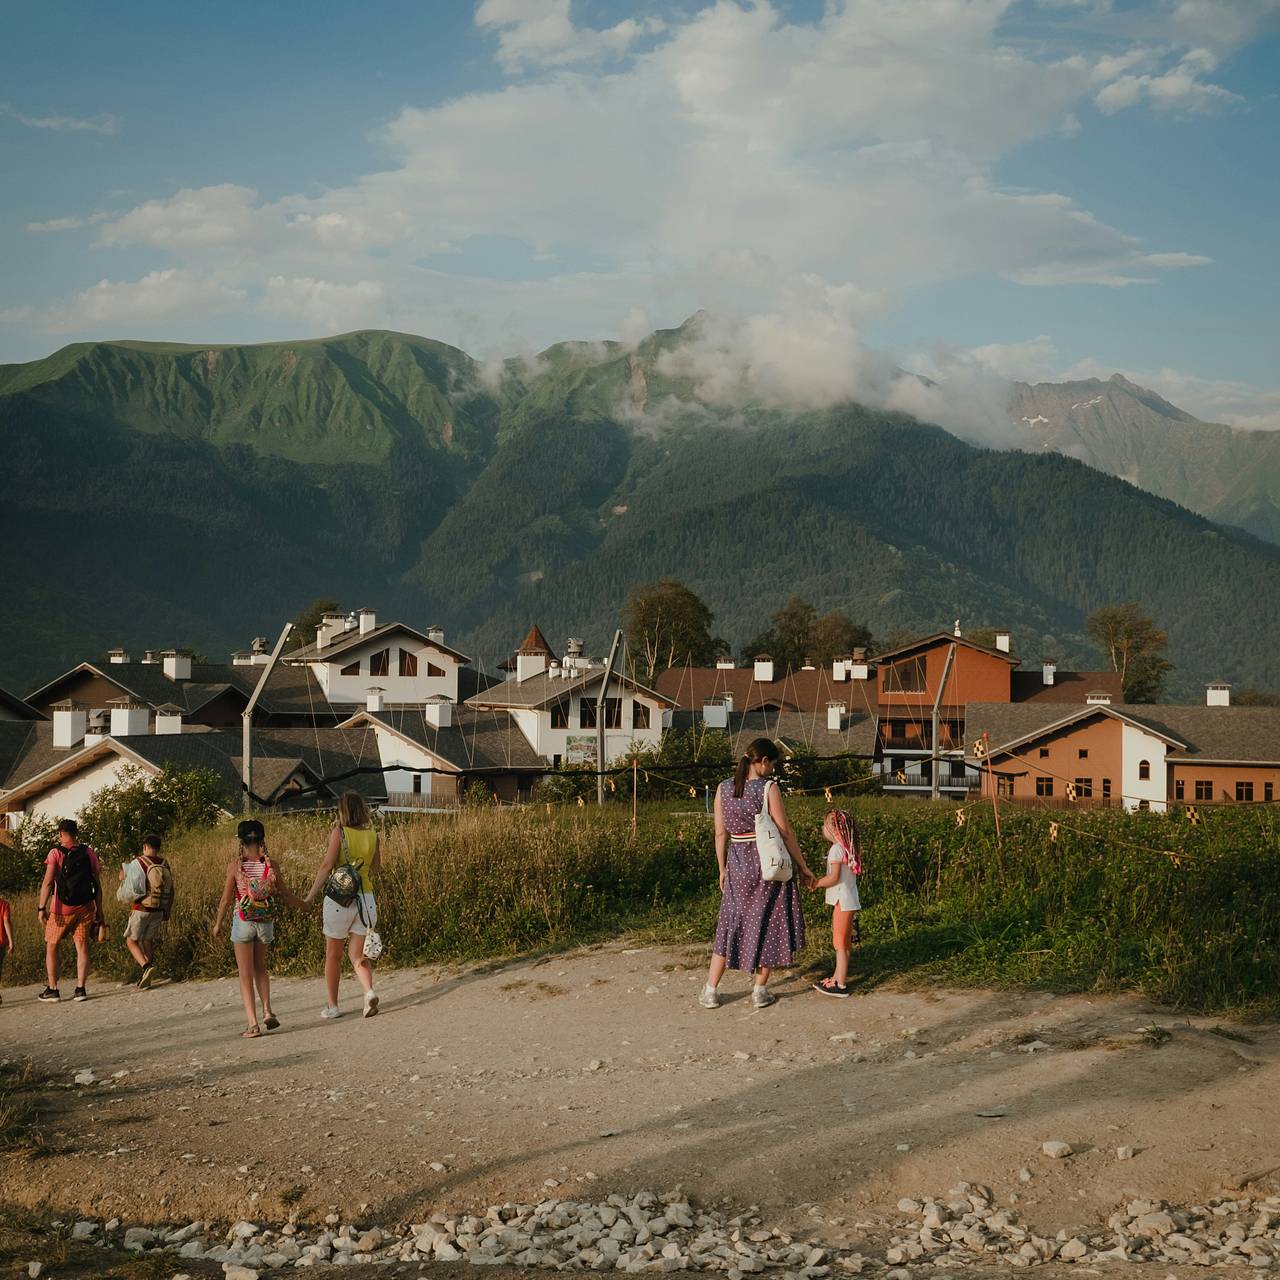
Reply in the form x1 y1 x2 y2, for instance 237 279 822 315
3 328 1277 697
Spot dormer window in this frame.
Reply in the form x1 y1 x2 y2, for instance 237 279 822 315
1138 759 1151 780
370 648 390 677
427 661 445 678
340 659 360 676
884 658 926 694
398 649 418 677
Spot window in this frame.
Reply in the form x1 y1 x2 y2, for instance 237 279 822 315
1236 781 1254 803
1074 778 1093 798
997 775 1014 798
1174 778 1185 800
1101 778 1112 800
370 648 390 677
1138 759 1151 780
340 659 360 676
1078 748 1089 760
398 649 418 677
604 698 622 729
1138 800 1150 811
411 774 422 794
1195 779 1213 801
550 700 569 729
579 701 597 729
1267 783 1275 802
1039 747 1050 759
884 657 926 693
427 662 445 678
633 702 651 730
1036 776 1054 797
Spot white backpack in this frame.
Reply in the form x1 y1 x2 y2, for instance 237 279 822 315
755 780 793 882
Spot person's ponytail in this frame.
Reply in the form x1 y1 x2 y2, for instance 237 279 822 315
733 737 781 798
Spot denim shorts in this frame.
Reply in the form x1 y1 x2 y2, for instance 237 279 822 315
230 915 275 945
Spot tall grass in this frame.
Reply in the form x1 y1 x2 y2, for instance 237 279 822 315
1 799 1276 1015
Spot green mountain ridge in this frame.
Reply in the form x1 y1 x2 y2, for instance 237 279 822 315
2 327 1278 698
1010 374 1280 544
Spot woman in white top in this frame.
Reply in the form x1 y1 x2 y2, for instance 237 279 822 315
811 809 862 998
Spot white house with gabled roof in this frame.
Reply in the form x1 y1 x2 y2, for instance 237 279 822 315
284 608 470 708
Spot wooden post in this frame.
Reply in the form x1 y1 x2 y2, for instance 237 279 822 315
595 629 623 807
984 731 1002 842
632 758 638 836
931 641 957 801
242 622 294 814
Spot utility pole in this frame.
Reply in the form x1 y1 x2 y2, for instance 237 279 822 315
595 629 623 807
242 622 294 814
931 641 957 801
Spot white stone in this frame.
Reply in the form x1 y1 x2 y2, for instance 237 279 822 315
222 1266 261 1280
124 1227 157 1250
1060 1238 1089 1260
71 1221 98 1240
27 1265 43 1279
73 1069 96 1086
1117 1146 1136 1160
1041 1141 1073 1159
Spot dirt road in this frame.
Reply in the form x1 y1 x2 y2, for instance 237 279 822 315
2 942 1277 1237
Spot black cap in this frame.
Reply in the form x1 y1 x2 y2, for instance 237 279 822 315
237 818 265 843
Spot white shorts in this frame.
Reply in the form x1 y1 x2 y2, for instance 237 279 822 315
323 893 377 940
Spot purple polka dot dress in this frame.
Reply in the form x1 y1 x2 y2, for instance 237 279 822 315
714 776 806 972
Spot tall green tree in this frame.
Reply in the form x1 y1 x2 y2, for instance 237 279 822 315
810 609 873 664
291 598 342 644
1087 602 1174 703
622 579 720 680
771 596 818 671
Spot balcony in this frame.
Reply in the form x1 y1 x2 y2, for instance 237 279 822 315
879 733 963 752
384 790 460 810
882 771 981 791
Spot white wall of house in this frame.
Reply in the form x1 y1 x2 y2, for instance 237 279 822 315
1122 722 1169 812
310 638 461 705
15 754 140 825
366 722 451 798
513 685 664 763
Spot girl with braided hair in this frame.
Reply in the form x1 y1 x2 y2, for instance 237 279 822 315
811 808 863 998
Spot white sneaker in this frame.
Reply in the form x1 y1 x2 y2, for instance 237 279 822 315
750 985 776 1009
321 1004 342 1019
698 984 721 1009
363 991 379 1018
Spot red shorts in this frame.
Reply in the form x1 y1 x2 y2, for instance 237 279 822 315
45 904 96 945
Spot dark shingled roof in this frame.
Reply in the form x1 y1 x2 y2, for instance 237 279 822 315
668 709 878 759
467 667 672 711
961 702 1189 762
1126 705 1280 764
284 621 470 666
0 685 43 720
343 706 547 772
1010 670 1125 704
655 665 880 716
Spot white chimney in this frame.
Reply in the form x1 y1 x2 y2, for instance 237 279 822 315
315 624 327 651
832 657 848 682
953 618 962 637
1206 682 1230 707
84 723 109 744
802 657 816 671
1086 690 1112 706
703 698 729 729
231 650 254 667
317 611 347 649
366 687 385 713
716 655 734 671
827 701 847 732
1042 659 1057 687
753 655 774 683
516 650 549 682
250 636 270 665
141 650 157 665
109 699 150 737
52 701 87 749
107 647 129 665
995 631 1011 653
423 696 453 728
851 649 870 681
344 612 357 632
162 649 192 681
426 625 445 645
155 704 183 735
358 607 377 636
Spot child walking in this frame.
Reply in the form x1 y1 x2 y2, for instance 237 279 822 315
120 834 174 989
0 893 13 1005
212 819 303 1039
812 809 862 998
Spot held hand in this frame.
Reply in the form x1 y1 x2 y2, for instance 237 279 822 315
210 919 222 939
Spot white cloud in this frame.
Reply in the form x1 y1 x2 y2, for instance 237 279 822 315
96 184 266 249
262 276 386 332
2 105 119 135
475 0 662 70
26 212 111 233
46 270 244 331
1095 47 1242 115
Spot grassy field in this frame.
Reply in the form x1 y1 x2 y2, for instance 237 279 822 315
1 798 1277 1016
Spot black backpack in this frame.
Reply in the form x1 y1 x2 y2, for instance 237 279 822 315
56 844 98 907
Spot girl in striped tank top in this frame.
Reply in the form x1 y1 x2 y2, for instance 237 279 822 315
212 818 304 1039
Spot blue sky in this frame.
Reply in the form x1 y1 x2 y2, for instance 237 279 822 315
2 0 1277 426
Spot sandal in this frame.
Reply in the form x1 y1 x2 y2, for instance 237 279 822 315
263 1015 280 1030
241 1025 262 1038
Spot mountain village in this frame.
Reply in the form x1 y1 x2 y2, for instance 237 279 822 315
2 606 1277 833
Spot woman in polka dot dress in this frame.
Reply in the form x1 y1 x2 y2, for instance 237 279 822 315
701 738 815 1010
